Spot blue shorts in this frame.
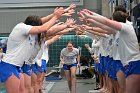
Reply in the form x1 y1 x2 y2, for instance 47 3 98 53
37 59 47 73
125 60 140 77
111 60 117 80
111 60 125 80
104 56 109 71
31 63 38 75
0 61 22 82
107 57 113 78
22 63 31 76
94 63 100 72
99 55 105 75
63 63 77 70
115 60 125 74
106 56 109 71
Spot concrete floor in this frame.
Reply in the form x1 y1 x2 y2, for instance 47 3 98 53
42 78 100 93
0 78 101 93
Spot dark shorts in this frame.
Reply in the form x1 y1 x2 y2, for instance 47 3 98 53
63 63 77 70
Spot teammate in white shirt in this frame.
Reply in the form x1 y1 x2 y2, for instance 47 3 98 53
36 34 62 93
80 9 140 93
36 26 76 93
0 7 66 93
85 38 101 90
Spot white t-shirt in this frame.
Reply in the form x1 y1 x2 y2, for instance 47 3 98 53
61 48 79 64
102 35 111 57
106 35 114 57
2 23 33 67
34 40 44 60
112 32 121 60
92 39 100 57
99 37 106 56
91 39 100 63
41 41 49 63
25 35 40 65
118 22 140 66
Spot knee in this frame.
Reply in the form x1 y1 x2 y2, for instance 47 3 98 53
71 74 76 79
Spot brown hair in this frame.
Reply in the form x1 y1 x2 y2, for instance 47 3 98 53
24 15 42 26
114 5 127 13
24 15 42 46
113 11 128 23
67 41 74 46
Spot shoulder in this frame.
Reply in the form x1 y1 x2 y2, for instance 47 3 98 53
61 48 67 52
120 22 134 33
14 23 31 29
16 23 33 35
73 48 79 52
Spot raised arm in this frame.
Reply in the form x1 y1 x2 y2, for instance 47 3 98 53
41 14 54 24
55 27 75 35
85 44 94 54
87 19 116 34
86 30 108 37
81 11 122 31
46 18 76 35
46 35 62 46
29 7 64 34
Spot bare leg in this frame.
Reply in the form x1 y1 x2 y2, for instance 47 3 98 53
116 70 126 93
5 74 20 93
103 74 110 93
99 75 105 91
31 72 38 93
19 73 26 93
24 74 31 93
70 67 77 93
108 78 113 93
102 74 108 92
40 72 45 89
64 70 71 92
114 80 119 93
99 74 103 90
125 74 140 93
37 71 44 93
112 80 118 93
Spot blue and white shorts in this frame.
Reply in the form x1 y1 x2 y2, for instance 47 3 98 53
31 63 38 75
63 63 77 70
0 61 22 82
22 63 31 76
125 60 140 77
37 59 47 73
